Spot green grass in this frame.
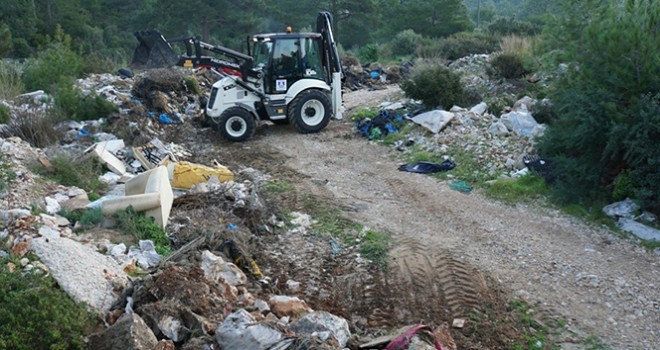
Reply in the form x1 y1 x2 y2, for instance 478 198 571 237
262 180 293 193
581 335 611 350
483 174 551 204
0 263 96 350
348 107 378 122
0 154 17 191
359 230 390 268
114 207 172 256
45 155 107 194
509 299 554 350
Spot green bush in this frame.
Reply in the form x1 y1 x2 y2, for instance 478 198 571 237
184 76 201 95
400 64 464 109
389 30 423 57
357 43 379 63
47 155 107 193
0 104 10 124
54 80 118 121
115 207 172 255
0 266 95 350
421 32 499 60
22 44 84 93
489 53 529 79
488 16 540 36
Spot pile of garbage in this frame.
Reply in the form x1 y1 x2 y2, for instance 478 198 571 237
354 95 547 179
342 56 413 91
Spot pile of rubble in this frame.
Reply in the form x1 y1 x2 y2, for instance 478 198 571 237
355 95 547 179
342 56 413 91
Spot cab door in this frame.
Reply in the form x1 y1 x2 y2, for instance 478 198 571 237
269 38 302 95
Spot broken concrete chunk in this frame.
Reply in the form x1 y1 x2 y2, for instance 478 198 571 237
88 313 158 350
289 311 351 347
412 110 455 134
215 309 291 350
200 250 247 286
268 295 313 318
488 122 509 137
30 236 128 313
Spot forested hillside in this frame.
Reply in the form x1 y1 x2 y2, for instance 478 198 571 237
1 0 658 214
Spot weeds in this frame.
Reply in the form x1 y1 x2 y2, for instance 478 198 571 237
0 108 61 148
483 174 551 204
359 230 390 268
348 107 378 122
0 104 10 124
0 264 96 350
45 155 107 194
262 180 293 193
0 154 16 191
0 60 24 100
114 207 172 255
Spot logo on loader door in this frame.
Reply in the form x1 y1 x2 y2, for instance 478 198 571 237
276 79 287 92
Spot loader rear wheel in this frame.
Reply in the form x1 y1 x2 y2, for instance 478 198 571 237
216 107 255 142
288 89 331 134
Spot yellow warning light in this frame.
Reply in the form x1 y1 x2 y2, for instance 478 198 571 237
286 26 292 33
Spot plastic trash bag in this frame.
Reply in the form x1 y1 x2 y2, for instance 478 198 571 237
398 160 456 173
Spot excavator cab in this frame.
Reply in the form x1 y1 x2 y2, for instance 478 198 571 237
251 34 325 95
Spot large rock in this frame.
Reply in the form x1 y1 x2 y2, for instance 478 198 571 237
603 198 640 218
469 102 488 115
215 309 291 350
411 110 455 134
617 218 660 241
289 311 351 347
500 111 543 137
30 236 128 313
88 313 158 350
488 122 509 136
200 250 247 286
268 295 313 318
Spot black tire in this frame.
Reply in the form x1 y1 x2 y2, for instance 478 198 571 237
287 89 331 134
216 107 255 142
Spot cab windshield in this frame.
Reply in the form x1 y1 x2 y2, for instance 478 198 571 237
252 40 273 68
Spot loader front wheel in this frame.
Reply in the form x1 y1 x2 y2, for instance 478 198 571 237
217 107 255 142
288 89 331 134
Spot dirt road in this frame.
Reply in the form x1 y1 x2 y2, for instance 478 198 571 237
213 87 658 349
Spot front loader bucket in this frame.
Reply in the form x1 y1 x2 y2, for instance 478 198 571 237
131 30 179 68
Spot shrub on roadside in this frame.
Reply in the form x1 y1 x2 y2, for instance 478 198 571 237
54 80 118 121
0 265 95 350
400 63 464 109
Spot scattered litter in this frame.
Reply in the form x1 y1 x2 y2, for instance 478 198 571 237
452 318 466 328
86 142 127 175
132 138 177 170
449 180 473 193
384 324 444 350
398 160 456 174
329 237 342 255
166 160 234 189
227 223 238 230
411 110 455 134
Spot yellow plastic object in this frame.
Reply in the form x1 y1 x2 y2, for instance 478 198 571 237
166 161 234 189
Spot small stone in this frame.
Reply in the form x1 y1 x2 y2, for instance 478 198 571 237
452 318 466 328
268 295 313 318
44 196 61 215
7 262 16 272
255 300 270 314
19 257 29 267
286 279 301 293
